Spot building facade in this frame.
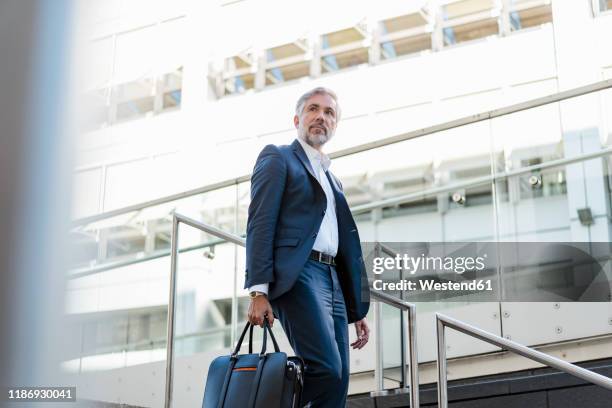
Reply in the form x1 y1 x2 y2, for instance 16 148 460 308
68 0 612 406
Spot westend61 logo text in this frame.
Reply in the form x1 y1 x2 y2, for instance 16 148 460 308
372 253 487 275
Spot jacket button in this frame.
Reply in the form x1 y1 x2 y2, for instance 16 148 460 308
312 233 317 239
322 210 326 216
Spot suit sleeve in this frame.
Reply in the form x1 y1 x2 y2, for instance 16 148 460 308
244 144 287 289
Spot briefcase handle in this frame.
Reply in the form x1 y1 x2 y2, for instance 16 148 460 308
233 320 280 358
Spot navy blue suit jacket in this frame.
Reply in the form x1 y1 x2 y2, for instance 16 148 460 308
244 139 370 323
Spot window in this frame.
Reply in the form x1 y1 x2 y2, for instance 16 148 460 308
162 67 182 110
223 53 256 95
379 11 432 59
115 78 156 122
320 25 370 73
105 225 146 259
264 40 310 85
507 0 552 32
441 0 499 46
596 0 612 13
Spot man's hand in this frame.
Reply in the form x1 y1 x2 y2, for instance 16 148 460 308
247 295 274 328
350 318 370 349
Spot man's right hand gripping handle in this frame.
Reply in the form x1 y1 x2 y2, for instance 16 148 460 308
247 295 275 328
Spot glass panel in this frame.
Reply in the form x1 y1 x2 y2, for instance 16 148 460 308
443 0 495 20
321 48 369 73
381 13 428 34
224 73 255 95
68 184 239 272
323 26 366 47
442 0 498 46
224 54 255 95
265 61 310 85
173 240 238 359
492 90 612 346
321 26 369 73
381 34 431 60
264 41 310 85
381 302 403 386
105 225 146 258
333 119 495 243
444 17 498 46
162 67 182 110
509 2 552 31
334 114 502 361
115 78 155 122
266 41 307 61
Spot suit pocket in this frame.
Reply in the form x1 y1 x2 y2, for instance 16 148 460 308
274 237 300 247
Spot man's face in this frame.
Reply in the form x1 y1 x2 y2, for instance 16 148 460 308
294 93 338 149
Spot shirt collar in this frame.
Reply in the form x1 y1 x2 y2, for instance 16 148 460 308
297 137 331 171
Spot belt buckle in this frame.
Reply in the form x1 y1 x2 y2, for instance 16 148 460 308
318 251 324 263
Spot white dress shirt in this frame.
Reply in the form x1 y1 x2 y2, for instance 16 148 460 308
249 138 339 295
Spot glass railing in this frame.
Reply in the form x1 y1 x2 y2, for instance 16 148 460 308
66 81 612 404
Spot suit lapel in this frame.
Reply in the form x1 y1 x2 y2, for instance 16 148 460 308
325 170 341 195
325 169 351 214
292 139 318 182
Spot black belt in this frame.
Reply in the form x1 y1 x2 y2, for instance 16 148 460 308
309 250 336 266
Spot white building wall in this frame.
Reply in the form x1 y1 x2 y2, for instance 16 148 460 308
68 1 612 406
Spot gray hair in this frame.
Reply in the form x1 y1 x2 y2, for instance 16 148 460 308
295 87 341 120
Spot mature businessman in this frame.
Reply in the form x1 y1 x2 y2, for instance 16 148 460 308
244 87 370 407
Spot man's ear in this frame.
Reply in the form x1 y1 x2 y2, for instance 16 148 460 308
293 115 299 129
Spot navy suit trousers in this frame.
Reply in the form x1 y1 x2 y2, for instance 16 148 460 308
271 259 349 408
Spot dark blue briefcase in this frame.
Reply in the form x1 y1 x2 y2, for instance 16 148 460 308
202 320 304 408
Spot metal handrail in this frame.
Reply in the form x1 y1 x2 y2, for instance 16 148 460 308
72 78 612 228
436 313 612 408
165 213 245 408
370 290 420 408
164 212 418 407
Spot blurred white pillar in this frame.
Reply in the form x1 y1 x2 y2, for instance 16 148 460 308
0 0 73 392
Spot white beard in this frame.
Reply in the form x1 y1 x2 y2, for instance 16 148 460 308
299 126 334 148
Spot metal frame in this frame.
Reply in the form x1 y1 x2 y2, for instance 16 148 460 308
72 79 612 228
436 313 612 408
165 213 245 408
164 212 418 407
370 290 420 408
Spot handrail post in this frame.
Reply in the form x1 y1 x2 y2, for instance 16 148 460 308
373 243 384 394
436 312 612 408
374 300 384 393
399 265 406 389
400 306 407 388
436 315 448 408
407 304 419 408
164 214 180 408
